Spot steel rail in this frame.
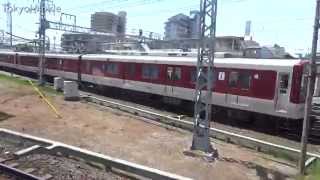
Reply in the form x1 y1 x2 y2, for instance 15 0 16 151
83 95 320 163
0 129 193 180
0 162 42 180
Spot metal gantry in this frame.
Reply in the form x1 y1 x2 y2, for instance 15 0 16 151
299 0 320 174
38 0 46 85
191 0 217 153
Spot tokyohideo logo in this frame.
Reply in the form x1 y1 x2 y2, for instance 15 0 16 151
2 0 61 15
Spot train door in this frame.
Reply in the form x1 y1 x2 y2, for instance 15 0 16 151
226 71 239 105
275 73 290 113
165 66 175 96
226 71 251 107
124 63 136 85
13 54 18 66
237 72 251 107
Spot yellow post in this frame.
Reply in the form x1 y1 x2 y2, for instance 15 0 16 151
28 80 62 119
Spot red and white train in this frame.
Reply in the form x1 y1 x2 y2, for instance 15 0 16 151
0 51 308 120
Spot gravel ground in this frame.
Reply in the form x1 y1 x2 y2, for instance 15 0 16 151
5 153 130 180
0 133 39 160
0 173 15 180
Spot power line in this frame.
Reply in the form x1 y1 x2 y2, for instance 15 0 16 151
64 0 126 11
4 32 35 42
70 0 169 13
66 0 246 13
128 2 199 17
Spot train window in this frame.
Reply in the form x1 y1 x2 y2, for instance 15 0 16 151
167 67 181 81
228 71 238 87
300 66 308 102
127 64 136 76
279 74 289 94
167 67 174 80
191 69 218 84
239 72 251 89
190 70 197 82
105 62 119 75
300 75 307 102
280 74 289 89
0 55 7 61
142 64 159 79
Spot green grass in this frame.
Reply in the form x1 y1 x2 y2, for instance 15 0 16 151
265 148 298 163
0 73 61 96
0 111 14 121
0 73 30 86
304 160 320 180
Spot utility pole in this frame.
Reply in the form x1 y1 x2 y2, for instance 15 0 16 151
38 0 47 85
299 0 320 175
53 36 56 51
191 0 218 154
0 30 4 44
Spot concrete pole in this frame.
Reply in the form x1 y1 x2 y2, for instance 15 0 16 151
299 0 320 175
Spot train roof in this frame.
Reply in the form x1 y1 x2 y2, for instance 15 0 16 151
0 51 306 71
81 54 306 71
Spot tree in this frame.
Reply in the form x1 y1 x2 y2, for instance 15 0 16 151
15 43 34 52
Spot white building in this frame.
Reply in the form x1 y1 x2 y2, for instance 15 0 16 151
164 11 201 40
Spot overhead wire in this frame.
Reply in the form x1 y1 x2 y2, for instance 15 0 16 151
64 0 127 11
69 0 172 13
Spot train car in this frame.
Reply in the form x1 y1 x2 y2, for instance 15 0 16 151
0 51 308 120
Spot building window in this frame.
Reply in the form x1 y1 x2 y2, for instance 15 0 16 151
142 64 159 79
239 72 251 89
228 71 238 87
167 67 182 81
105 62 119 75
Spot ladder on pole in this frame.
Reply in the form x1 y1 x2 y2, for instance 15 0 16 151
191 0 218 153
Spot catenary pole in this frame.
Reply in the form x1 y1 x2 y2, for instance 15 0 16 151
299 0 320 175
191 0 218 153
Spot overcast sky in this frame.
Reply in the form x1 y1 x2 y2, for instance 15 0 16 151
0 0 316 53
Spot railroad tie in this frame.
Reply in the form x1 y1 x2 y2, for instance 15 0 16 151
7 162 19 168
24 168 35 174
41 174 53 180
14 145 41 156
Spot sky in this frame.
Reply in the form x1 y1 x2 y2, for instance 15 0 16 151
0 0 316 54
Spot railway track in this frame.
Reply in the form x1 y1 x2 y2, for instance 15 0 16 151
276 101 320 143
0 129 191 180
310 102 320 141
0 162 43 180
